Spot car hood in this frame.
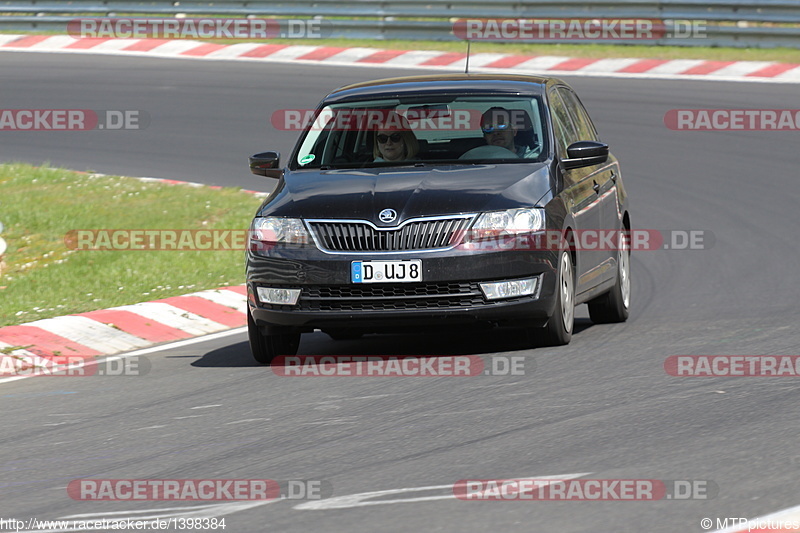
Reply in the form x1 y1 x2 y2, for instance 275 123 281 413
260 163 554 225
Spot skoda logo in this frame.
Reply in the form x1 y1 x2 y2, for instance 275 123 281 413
378 209 397 224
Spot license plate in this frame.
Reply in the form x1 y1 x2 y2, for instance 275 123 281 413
351 260 422 283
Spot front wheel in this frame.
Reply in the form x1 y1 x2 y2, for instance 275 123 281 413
588 230 630 324
247 308 301 365
539 249 575 346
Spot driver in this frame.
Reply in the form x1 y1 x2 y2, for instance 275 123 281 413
480 107 537 158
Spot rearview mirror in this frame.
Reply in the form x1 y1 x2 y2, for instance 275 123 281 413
249 151 282 179
562 141 609 170
405 104 452 119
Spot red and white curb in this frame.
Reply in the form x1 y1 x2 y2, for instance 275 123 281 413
0 285 247 364
1 34 800 83
0 173 266 369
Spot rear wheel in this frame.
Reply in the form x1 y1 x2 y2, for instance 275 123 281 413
539 249 575 346
588 230 630 324
248 308 301 365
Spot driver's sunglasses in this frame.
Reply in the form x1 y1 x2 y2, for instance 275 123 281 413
377 133 403 144
481 123 510 134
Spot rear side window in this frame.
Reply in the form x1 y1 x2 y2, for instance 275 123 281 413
557 87 599 142
547 88 577 158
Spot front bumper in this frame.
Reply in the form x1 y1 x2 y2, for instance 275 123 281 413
246 243 559 333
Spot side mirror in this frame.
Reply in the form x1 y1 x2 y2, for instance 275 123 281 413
562 141 609 170
249 151 282 179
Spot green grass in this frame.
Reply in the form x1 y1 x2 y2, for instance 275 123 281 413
2 29 799 63
0 164 263 327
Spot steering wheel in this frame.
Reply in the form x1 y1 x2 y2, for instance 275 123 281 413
459 145 519 160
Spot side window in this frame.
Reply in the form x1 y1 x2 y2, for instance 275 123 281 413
557 87 599 142
547 88 577 158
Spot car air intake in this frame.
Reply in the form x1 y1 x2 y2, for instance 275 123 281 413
307 216 474 252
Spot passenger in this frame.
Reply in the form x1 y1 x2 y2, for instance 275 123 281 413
373 112 419 162
480 107 537 158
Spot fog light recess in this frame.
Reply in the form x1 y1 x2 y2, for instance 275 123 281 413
479 277 541 301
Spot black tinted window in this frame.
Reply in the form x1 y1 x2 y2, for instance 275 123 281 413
547 88 577 157
557 87 598 142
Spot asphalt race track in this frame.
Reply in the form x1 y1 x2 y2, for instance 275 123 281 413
1 52 800 532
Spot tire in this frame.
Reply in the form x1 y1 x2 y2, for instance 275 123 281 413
325 329 364 341
539 248 575 346
588 230 631 324
247 308 301 365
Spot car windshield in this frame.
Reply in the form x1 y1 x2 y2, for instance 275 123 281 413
291 95 548 170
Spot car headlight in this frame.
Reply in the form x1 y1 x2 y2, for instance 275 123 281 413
250 217 310 246
466 208 546 242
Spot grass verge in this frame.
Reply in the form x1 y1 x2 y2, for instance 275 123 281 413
0 163 263 327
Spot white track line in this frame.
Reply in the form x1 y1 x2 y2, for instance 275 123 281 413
712 503 800 532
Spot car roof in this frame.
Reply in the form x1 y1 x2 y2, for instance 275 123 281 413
323 73 564 104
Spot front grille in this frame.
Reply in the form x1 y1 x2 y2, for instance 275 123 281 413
298 282 486 312
307 216 474 252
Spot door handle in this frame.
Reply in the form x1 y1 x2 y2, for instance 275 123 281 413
610 171 617 183
593 181 600 194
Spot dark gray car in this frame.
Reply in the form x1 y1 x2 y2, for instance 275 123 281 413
246 74 631 364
